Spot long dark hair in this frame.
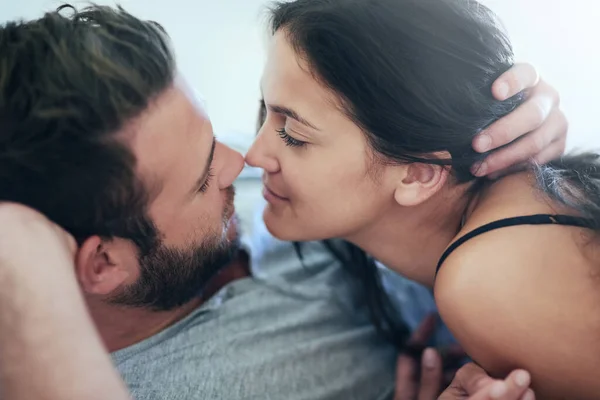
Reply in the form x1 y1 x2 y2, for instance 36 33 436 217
265 0 600 348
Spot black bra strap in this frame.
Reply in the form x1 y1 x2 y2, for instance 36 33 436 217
436 214 593 275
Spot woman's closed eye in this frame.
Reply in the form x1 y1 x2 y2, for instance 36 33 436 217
276 128 307 148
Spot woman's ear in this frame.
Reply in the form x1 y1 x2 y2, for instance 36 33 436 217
75 236 132 296
393 162 449 207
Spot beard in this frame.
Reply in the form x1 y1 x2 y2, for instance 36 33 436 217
110 187 240 311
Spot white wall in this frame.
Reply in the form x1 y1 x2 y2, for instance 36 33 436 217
482 0 600 150
2 0 269 149
3 0 599 150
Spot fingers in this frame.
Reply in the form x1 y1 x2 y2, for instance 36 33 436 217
491 63 540 101
395 353 419 400
404 313 438 360
396 314 437 400
531 134 567 165
486 162 528 181
418 348 442 400
473 106 566 176
442 364 534 400
452 366 533 400
486 135 565 180
443 369 459 389
520 389 536 400
482 370 532 400
471 68 566 177
395 315 447 400
473 87 554 154
395 348 443 400
453 363 495 394
439 344 467 384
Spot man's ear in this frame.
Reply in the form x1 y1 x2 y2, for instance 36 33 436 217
393 162 449 207
75 236 133 296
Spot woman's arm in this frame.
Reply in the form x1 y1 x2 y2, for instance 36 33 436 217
434 176 600 399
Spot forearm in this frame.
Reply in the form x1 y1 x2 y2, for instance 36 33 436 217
0 260 130 400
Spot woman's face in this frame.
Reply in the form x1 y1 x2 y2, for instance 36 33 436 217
246 31 397 242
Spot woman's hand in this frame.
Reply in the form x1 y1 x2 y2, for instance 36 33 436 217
472 63 567 178
439 363 534 400
395 352 534 400
394 314 535 400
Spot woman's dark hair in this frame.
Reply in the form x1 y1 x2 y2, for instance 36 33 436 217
265 0 600 349
269 0 522 183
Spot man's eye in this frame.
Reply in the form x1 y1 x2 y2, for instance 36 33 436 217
198 168 214 193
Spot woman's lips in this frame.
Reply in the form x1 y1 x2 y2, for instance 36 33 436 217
262 183 289 203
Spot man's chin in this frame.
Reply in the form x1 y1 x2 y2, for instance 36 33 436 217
109 222 243 312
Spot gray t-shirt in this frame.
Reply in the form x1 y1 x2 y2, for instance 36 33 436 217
112 222 397 400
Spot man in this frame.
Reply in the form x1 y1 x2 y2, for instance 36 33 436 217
0 4 566 399
0 203 535 400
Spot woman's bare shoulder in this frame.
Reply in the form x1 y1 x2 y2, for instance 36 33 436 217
434 172 600 398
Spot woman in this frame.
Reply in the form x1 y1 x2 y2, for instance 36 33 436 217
246 0 600 398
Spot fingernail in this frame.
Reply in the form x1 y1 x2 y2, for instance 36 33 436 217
422 348 437 369
514 370 530 388
471 161 487 177
523 389 536 400
496 82 509 100
489 382 508 399
474 133 492 152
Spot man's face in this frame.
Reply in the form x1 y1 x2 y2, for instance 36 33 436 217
108 78 245 310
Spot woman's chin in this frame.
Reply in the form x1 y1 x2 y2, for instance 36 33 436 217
263 212 293 241
262 210 340 243
262 209 307 242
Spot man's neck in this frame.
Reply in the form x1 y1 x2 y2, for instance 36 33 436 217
89 251 251 352
89 297 204 352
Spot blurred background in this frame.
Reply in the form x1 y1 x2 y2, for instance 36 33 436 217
2 0 599 229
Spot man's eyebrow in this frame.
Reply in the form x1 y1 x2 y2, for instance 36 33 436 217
193 136 216 193
268 104 320 131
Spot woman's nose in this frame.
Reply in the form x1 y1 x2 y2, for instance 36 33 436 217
245 129 279 173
